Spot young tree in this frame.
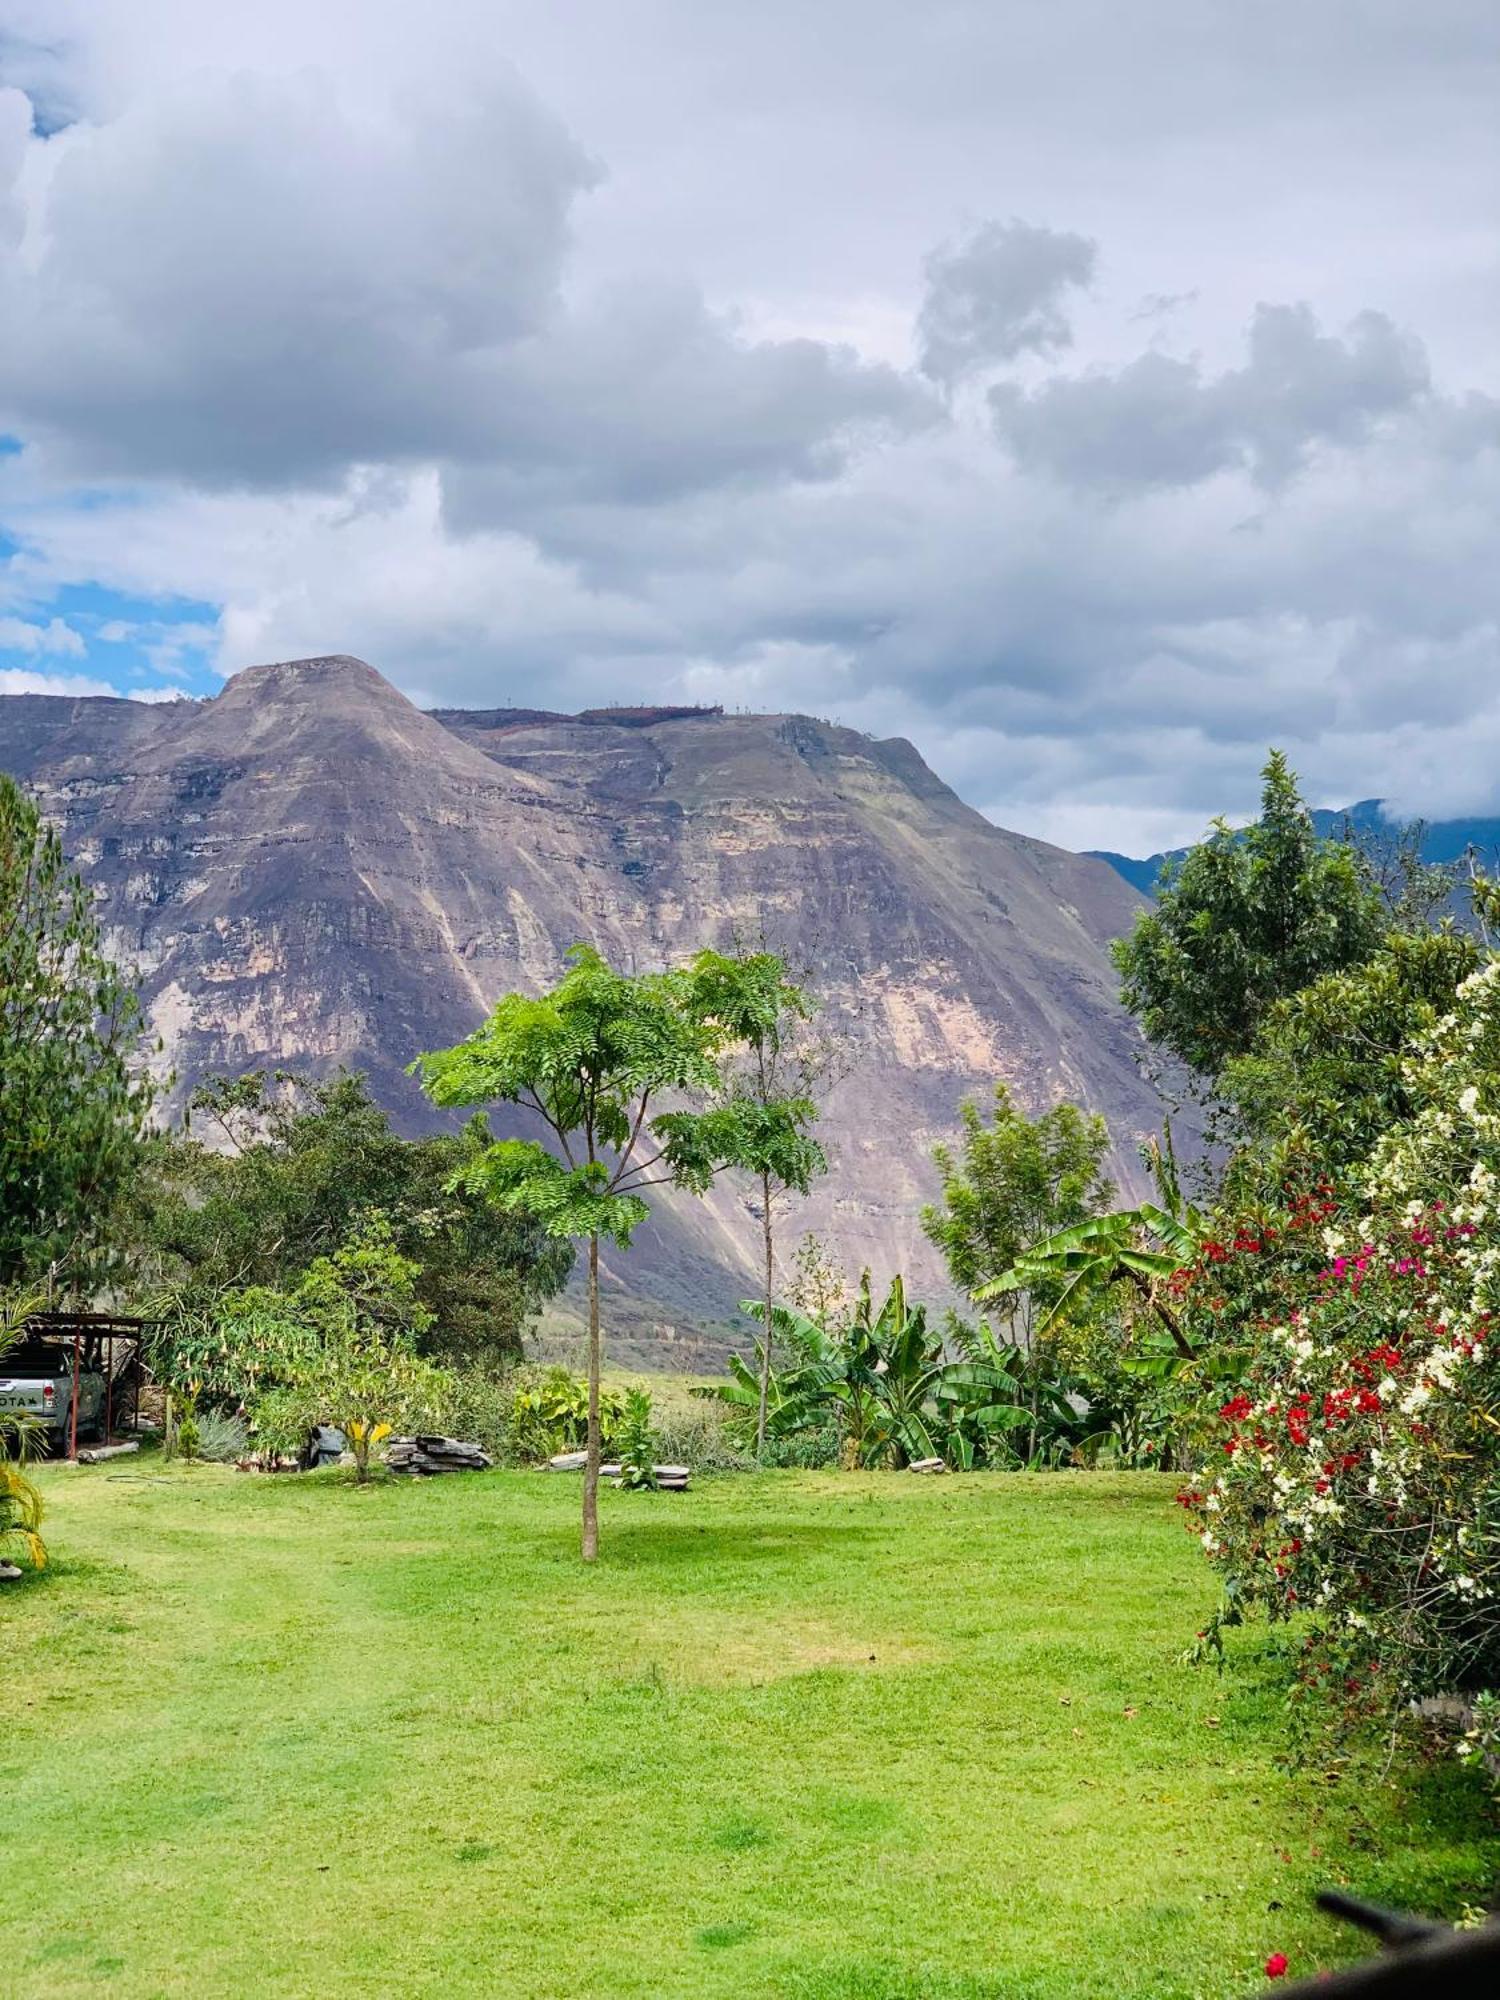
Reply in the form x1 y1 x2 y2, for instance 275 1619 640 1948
413 945 734 1560
668 950 828 1456
921 1083 1114 1340
0 774 154 1287
1112 750 1386 1082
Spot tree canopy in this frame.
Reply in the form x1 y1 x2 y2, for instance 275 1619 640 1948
1112 751 1387 1081
921 1083 1114 1332
0 773 154 1287
134 1069 572 1365
414 943 752 1559
1216 926 1480 1196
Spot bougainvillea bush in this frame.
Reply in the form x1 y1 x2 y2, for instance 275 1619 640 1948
1179 957 1500 1728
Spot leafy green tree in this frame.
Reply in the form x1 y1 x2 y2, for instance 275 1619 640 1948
921 1083 1114 1341
0 774 154 1286
413 945 734 1560
666 949 827 1456
1112 750 1386 1081
1216 927 1480 1196
134 1070 571 1365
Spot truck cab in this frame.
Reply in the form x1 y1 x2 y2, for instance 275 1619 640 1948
0 1339 107 1450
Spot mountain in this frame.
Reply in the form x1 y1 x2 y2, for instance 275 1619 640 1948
1090 799 1500 897
3 655 1159 1364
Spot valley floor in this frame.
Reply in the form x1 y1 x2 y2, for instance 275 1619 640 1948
7 1466 1495 1998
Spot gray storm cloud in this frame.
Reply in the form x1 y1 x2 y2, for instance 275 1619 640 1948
917 220 1097 385
0 0 1497 850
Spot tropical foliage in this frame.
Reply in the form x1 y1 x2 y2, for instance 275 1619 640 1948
703 1273 1099 1469
0 1290 47 1570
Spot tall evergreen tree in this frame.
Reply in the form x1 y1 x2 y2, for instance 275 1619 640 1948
0 774 154 1286
1112 750 1386 1081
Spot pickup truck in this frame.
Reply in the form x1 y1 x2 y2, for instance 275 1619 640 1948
0 1339 106 1450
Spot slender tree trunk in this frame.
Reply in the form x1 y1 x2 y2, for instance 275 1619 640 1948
1126 1267 1196 1360
756 1171 774 1460
582 1229 601 1562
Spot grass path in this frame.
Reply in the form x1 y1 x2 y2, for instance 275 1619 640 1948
6 1465 1495 1998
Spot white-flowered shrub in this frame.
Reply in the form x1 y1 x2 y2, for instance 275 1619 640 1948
1180 958 1500 1723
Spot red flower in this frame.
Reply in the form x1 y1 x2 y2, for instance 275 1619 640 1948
1265 1952 1289 1979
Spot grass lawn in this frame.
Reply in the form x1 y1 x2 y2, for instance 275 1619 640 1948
7 1464 1496 1999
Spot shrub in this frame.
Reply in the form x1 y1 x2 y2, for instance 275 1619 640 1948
649 1395 754 1472
759 1418 841 1470
193 1409 249 1463
506 1367 626 1462
615 1388 658 1489
412 1366 518 1461
1181 957 1500 1727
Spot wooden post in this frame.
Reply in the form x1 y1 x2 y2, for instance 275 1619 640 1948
68 1331 80 1460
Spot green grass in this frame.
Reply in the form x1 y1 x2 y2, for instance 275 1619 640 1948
6 1464 1495 1998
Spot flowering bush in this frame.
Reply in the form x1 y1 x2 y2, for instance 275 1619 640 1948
1179 958 1500 1721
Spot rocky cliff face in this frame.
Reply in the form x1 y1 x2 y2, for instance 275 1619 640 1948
2 655 1155 1361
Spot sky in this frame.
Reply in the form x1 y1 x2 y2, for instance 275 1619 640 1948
0 2 1496 852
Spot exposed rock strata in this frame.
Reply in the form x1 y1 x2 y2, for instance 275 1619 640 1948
2 655 1155 1360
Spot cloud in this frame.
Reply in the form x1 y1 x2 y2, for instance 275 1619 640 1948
0 1 1498 853
989 304 1435 490
916 219 1095 385
0 65 926 504
0 665 150 696
0 613 85 656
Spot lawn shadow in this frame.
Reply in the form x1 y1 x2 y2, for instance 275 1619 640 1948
589 1517 886 1577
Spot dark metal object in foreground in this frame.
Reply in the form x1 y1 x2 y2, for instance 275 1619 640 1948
1275 1892 1500 1996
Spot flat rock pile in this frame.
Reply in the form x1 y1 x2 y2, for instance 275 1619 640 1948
386 1435 493 1476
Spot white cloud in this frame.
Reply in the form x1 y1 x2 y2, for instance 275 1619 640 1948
1 665 128 696
0 2 1497 850
0 613 86 657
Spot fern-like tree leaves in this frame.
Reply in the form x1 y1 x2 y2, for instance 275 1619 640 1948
412 942 754 1560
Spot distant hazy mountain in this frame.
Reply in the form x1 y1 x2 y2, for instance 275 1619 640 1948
1090 800 1500 897
3 655 1164 1363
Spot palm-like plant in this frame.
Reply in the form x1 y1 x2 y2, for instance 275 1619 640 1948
1 1289 48 1571
973 1135 1206 1360
707 1273 1058 1469
940 1317 1111 1468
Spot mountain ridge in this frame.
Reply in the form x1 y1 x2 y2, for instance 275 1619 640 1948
3 656 1160 1361
1090 798 1500 896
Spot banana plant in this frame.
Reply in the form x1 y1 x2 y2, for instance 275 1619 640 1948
708 1275 1059 1468
940 1317 1111 1468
